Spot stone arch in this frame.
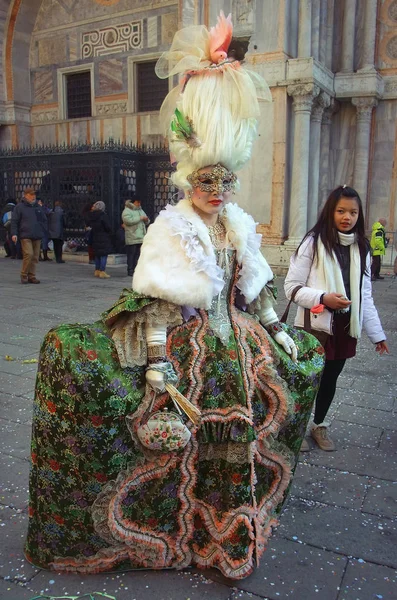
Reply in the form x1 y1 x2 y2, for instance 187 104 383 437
2 0 42 104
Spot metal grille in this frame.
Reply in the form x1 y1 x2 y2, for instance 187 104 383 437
149 163 177 217
136 61 169 112
0 142 173 245
66 72 92 119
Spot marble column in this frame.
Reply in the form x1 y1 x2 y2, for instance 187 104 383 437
340 0 357 72
286 83 320 245
318 0 328 65
308 92 330 228
320 99 339 207
357 0 377 71
311 0 321 61
298 0 313 58
352 97 378 214
325 0 335 71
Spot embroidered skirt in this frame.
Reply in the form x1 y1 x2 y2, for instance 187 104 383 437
25 289 324 579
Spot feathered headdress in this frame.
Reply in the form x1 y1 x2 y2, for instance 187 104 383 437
155 12 271 190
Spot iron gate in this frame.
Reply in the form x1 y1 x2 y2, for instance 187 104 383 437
0 141 176 247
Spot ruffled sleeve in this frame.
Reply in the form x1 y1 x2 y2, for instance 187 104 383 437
102 289 182 368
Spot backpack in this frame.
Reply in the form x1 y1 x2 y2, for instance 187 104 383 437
2 211 12 229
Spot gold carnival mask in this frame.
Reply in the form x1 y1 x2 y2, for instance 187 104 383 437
187 164 237 194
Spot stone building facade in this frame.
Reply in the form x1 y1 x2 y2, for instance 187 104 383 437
0 0 396 269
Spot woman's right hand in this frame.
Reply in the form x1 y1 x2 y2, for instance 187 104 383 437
323 293 352 310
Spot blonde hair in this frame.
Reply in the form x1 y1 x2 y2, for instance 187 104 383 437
169 74 258 190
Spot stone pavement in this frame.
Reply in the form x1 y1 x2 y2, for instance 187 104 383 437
0 257 396 600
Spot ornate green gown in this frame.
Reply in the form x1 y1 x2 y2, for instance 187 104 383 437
25 255 324 579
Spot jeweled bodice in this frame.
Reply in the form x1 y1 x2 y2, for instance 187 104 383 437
207 248 235 345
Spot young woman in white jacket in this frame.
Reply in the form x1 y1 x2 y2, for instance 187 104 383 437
284 185 389 451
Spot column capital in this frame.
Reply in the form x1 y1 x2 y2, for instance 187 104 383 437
311 92 331 122
287 83 320 112
352 97 378 122
322 98 340 125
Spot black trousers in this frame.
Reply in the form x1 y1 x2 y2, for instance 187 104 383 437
371 255 381 279
126 244 141 276
52 239 63 263
313 359 346 424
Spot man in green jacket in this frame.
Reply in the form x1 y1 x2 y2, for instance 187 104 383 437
370 218 387 281
122 198 150 277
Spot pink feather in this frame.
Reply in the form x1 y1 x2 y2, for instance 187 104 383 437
209 11 233 64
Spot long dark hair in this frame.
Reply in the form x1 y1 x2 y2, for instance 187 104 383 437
297 186 369 274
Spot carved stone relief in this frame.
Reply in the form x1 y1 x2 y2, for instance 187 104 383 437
31 110 59 124
388 0 397 21
96 101 127 115
383 77 397 98
386 36 397 60
82 21 142 58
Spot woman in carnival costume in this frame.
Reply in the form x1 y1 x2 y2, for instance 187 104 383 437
25 13 324 579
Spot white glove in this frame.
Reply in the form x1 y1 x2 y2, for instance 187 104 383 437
146 324 167 345
274 331 298 362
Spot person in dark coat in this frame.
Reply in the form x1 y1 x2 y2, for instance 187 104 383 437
1 198 17 258
11 188 47 284
37 198 52 261
48 201 66 263
82 201 95 264
87 201 113 278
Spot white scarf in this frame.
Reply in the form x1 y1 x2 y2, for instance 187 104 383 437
317 232 361 339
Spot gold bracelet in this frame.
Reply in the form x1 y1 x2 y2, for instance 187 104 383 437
147 344 167 358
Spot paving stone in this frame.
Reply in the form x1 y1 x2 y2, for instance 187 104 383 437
0 358 38 378
205 536 346 600
333 387 394 411
0 453 30 509
0 393 34 425
350 376 397 398
278 498 397 569
339 559 397 600
0 505 40 582
335 404 397 429
0 578 37 600
0 372 36 396
334 375 355 390
1 262 397 600
306 446 397 480
362 479 397 520
0 325 45 342
291 462 368 509
379 429 397 453
27 569 231 600
331 419 383 448
0 419 32 460
229 592 264 600
0 344 37 361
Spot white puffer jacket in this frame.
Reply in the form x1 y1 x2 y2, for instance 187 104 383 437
284 236 386 344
